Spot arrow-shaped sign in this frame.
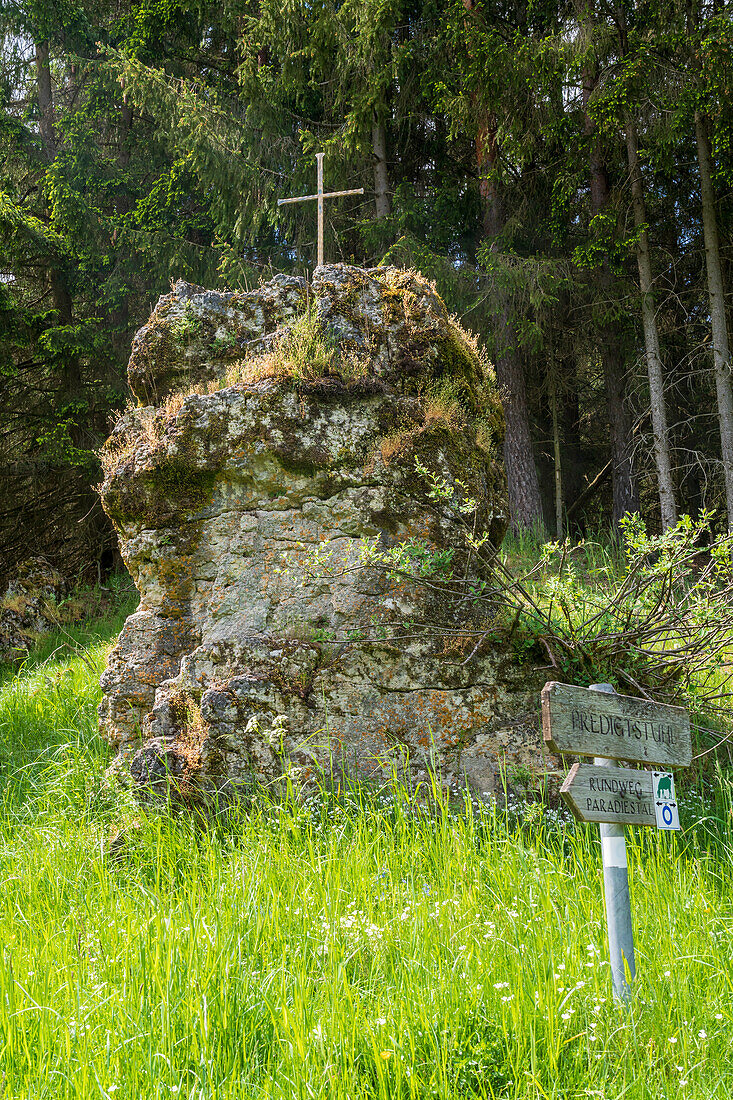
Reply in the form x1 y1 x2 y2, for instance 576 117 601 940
560 763 657 826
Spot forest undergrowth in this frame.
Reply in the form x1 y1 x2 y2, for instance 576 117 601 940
0 557 732 1099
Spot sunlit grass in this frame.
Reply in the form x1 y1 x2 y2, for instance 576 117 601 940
0 602 732 1098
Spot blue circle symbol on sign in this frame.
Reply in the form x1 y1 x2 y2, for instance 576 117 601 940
662 804 673 826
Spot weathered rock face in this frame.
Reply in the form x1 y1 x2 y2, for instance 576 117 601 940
0 559 65 662
99 264 544 807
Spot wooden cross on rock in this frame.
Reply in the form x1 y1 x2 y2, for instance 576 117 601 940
278 153 364 269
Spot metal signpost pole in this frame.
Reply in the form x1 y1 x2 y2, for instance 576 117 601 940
544 678 688 1003
590 683 636 1003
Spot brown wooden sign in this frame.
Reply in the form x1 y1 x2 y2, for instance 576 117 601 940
561 764 657 826
542 682 692 767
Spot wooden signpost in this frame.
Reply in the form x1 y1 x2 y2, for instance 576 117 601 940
541 681 691 1003
542 681 692 767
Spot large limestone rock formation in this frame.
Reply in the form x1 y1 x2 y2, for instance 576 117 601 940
99 265 543 806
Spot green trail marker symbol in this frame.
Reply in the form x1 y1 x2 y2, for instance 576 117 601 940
653 771 680 830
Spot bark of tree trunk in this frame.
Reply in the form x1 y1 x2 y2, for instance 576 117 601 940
550 371 563 539
35 38 85 450
372 117 391 218
599 296 639 526
624 115 678 529
109 102 135 349
118 102 134 171
694 109 733 532
495 316 545 531
561 370 584 528
477 117 544 531
582 65 639 530
35 40 56 158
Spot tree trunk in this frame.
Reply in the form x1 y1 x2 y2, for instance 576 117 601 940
561 368 584 529
110 102 135 351
694 109 733 532
582 64 639 530
550 370 563 539
624 115 678 529
35 40 56 158
372 116 391 218
495 321 545 530
118 102 134 171
477 116 544 531
601 333 639 528
35 37 85 451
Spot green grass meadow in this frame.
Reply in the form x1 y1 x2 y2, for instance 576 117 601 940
1 597 733 1098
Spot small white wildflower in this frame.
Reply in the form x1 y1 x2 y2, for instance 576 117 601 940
669 1036 678 1044
375 1017 386 1027
664 970 671 977
715 1013 723 1020
557 964 566 971
561 1012 572 1021
493 981 509 989
698 1030 707 1039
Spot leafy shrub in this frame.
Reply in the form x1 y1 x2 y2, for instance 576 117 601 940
519 513 733 704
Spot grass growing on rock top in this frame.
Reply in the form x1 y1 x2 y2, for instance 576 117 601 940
222 309 371 388
1 589 733 1098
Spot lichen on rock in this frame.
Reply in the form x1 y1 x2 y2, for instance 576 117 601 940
98 263 543 808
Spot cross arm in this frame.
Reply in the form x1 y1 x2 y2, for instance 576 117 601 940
278 193 318 206
321 188 365 199
277 188 365 206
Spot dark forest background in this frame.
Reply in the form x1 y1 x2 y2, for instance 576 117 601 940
2 0 733 584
